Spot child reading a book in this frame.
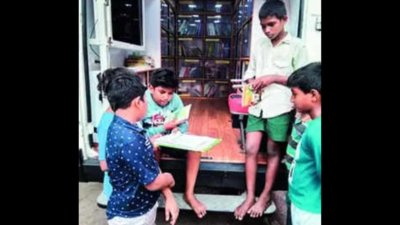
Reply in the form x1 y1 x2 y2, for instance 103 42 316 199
142 68 207 219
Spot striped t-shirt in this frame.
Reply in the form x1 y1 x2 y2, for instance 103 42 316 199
284 116 309 170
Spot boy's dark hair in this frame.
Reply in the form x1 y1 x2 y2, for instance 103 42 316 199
97 69 117 102
150 68 179 89
259 0 287 20
99 68 147 111
287 62 321 94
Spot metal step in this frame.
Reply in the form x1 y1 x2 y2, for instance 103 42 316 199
157 192 276 214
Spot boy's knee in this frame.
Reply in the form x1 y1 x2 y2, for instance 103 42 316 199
187 151 201 159
267 140 281 157
267 148 279 157
245 144 259 157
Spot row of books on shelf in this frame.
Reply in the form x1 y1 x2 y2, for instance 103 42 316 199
178 20 202 36
204 82 229 98
206 42 230 58
179 44 230 58
178 83 202 97
178 66 202 78
179 45 202 57
205 64 229 79
207 23 231 36
178 22 231 36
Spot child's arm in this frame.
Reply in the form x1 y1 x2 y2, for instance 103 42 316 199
252 75 289 92
174 95 189 133
145 119 185 136
313 130 321 179
99 160 108 172
162 188 179 225
145 172 175 191
98 112 113 172
98 129 108 172
164 118 187 132
149 134 163 146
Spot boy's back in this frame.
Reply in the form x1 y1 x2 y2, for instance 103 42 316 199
106 113 161 220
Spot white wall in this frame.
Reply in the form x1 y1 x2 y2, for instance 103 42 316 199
302 0 321 62
86 0 101 71
144 0 161 68
250 0 268 60
286 0 301 37
110 48 128 67
85 0 162 130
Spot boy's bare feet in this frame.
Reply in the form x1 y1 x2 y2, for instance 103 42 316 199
183 194 207 218
247 193 271 218
234 197 255 221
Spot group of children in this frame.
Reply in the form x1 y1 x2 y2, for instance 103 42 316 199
94 1 320 225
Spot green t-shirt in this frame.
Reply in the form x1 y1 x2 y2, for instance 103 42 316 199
289 116 321 214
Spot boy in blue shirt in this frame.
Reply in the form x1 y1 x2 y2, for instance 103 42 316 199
103 68 179 225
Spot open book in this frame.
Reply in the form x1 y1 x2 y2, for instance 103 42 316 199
154 132 222 152
165 104 192 123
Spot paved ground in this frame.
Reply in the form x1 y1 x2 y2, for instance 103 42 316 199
79 182 288 225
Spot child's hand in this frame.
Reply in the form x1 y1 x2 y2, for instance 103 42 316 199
171 128 180 134
149 134 163 145
165 195 179 225
99 160 108 172
164 118 187 130
164 172 175 188
295 112 312 122
252 76 274 92
246 78 255 85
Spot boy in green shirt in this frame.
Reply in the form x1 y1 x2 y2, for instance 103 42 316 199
142 68 206 219
287 62 321 225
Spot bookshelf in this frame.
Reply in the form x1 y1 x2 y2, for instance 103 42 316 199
233 0 253 81
161 0 177 73
176 0 236 99
162 0 254 98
